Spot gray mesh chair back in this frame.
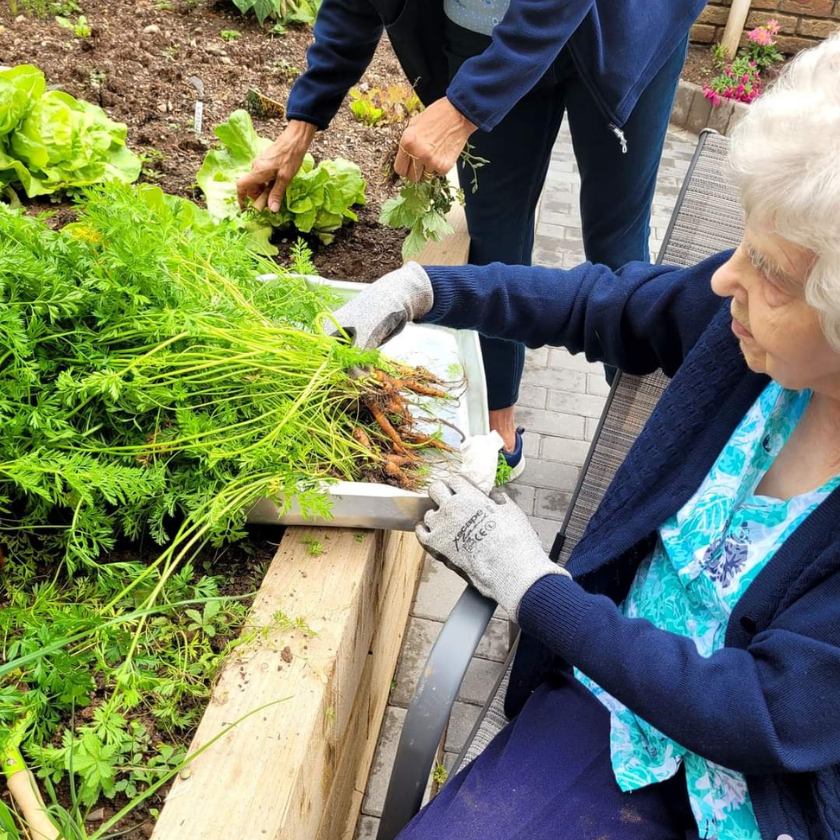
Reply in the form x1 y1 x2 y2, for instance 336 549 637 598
457 129 745 776
551 129 744 566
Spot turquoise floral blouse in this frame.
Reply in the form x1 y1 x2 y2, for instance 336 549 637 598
576 382 840 840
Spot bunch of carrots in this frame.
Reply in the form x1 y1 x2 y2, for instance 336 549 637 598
0 182 458 581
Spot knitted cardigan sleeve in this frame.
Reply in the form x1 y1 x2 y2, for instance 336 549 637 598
423 251 732 378
517 568 840 775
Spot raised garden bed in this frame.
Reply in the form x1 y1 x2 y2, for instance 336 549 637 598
0 9 472 823
671 43 793 136
0 0 407 281
682 43 791 88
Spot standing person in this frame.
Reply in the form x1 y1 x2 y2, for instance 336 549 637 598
236 0 706 476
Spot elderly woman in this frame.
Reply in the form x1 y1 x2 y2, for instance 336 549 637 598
334 34 840 840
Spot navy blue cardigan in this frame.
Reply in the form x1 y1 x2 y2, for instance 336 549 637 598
422 252 840 840
286 0 705 133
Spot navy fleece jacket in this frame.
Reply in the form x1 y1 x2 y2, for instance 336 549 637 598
286 0 706 133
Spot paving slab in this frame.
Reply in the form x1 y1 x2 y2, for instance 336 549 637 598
355 815 380 839
444 701 482 754
389 616 443 708
411 555 467 622
390 616 510 709
362 706 407 818
457 656 507 706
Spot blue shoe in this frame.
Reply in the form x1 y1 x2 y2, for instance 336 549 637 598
502 427 526 482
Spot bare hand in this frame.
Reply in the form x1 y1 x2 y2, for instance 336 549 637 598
235 120 317 213
395 98 477 183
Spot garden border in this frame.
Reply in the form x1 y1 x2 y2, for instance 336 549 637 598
669 79 750 136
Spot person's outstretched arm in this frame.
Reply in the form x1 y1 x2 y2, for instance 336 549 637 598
331 253 730 378
421 252 730 378
394 0 595 180
237 0 382 211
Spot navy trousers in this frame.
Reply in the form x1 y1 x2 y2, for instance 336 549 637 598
396 673 702 840
446 22 688 408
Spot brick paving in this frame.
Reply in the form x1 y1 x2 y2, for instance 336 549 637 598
353 123 698 840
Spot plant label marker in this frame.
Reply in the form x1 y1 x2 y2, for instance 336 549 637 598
189 75 205 135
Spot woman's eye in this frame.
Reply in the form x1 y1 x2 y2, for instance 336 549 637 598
762 274 792 306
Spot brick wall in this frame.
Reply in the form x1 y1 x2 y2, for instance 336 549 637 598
691 0 840 53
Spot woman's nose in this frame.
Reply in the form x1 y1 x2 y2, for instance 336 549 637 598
711 252 744 300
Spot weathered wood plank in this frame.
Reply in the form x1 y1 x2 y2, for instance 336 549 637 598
317 530 425 840
410 170 470 267
151 526 385 840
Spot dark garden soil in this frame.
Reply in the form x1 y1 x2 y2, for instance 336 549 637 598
105 529 280 840
0 528 279 840
0 0 407 280
682 44 719 87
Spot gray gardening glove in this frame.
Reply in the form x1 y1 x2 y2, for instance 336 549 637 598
330 262 434 349
415 475 571 618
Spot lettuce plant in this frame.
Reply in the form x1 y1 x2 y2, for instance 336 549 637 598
349 85 423 128
0 65 141 198
197 110 366 254
230 0 320 26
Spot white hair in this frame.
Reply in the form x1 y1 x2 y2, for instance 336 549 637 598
729 32 840 348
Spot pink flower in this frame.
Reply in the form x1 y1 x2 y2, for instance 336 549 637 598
767 18 780 34
747 27 773 46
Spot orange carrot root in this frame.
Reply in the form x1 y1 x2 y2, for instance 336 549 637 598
401 379 448 399
384 396 413 425
364 397 410 456
401 431 456 452
385 454 413 467
352 427 373 450
392 363 439 383
383 458 414 488
373 369 402 391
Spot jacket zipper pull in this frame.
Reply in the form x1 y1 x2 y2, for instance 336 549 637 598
609 123 628 154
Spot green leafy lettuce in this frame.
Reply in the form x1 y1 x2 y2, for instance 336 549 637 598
197 109 366 255
380 176 458 260
0 65 141 198
0 65 45 137
231 0 320 26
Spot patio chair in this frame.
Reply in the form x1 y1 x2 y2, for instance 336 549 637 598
376 128 746 840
